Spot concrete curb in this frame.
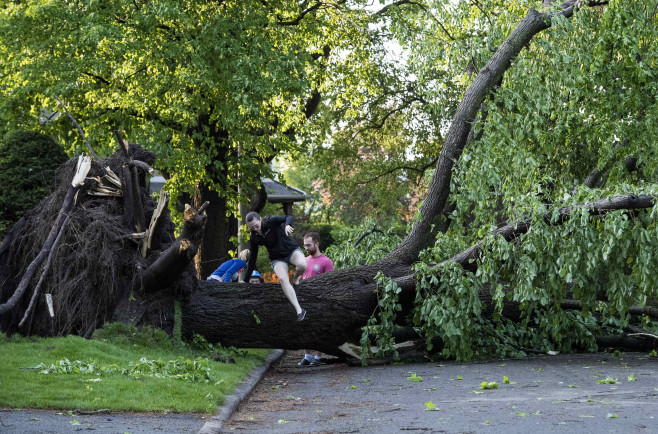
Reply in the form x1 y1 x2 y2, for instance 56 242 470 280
197 349 285 434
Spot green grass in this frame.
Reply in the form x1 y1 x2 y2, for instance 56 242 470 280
0 323 270 414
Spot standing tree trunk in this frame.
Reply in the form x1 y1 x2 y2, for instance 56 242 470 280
194 182 237 279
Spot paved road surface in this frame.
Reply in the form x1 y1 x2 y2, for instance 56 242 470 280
0 409 206 433
221 350 658 433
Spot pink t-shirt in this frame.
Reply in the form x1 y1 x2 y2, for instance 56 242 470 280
302 254 334 280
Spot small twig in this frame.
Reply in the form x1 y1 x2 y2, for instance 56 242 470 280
56 96 102 163
113 232 147 243
73 409 111 415
353 224 384 248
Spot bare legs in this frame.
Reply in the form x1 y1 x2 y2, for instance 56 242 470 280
289 249 306 285
273 250 307 315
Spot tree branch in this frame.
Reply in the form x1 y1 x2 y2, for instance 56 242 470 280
375 0 455 41
386 0 594 265
446 194 655 270
353 224 384 248
357 158 438 185
18 213 69 328
81 72 110 86
367 96 424 130
277 1 336 26
56 97 102 163
392 193 655 291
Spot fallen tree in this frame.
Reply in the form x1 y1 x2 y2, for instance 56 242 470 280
2 0 658 360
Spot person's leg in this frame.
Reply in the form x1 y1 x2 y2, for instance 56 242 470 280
309 351 322 365
289 249 307 285
273 261 303 315
298 350 314 366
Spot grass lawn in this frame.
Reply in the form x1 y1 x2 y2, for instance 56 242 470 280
0 323 270 414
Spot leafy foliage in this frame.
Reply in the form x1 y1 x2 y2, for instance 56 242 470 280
35 356 215 383
0 130 68 237
359 272 402 364
0 0 378 220
480 381 498 390
357 1 658 362
325 220 403 269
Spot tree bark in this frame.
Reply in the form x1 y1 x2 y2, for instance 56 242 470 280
182 278 376 357
133 203 208 294
194 182 237 279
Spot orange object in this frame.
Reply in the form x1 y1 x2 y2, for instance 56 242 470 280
262 270 294 283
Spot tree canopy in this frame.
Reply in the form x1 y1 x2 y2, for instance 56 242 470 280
295 0 657 228
0 0 385 275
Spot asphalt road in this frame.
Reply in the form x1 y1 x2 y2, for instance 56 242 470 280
2 350 657 433
0 409 206 433
221 350 658 433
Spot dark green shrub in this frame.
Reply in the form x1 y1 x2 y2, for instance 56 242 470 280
0 130 68 238
92 322 174 350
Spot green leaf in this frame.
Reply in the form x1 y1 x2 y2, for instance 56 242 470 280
596 376 619 385
424 401 439 411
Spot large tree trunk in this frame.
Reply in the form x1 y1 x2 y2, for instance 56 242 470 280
183 278 376 356
181 261 412 357
193 182 237 279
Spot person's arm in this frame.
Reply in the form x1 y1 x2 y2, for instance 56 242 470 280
222 259 246 282
267 215 294 236
325 257 334 272
268 215 287 225
243 240 258 283
271 215 294 236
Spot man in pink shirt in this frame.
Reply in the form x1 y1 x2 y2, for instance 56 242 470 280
298 231 334 366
